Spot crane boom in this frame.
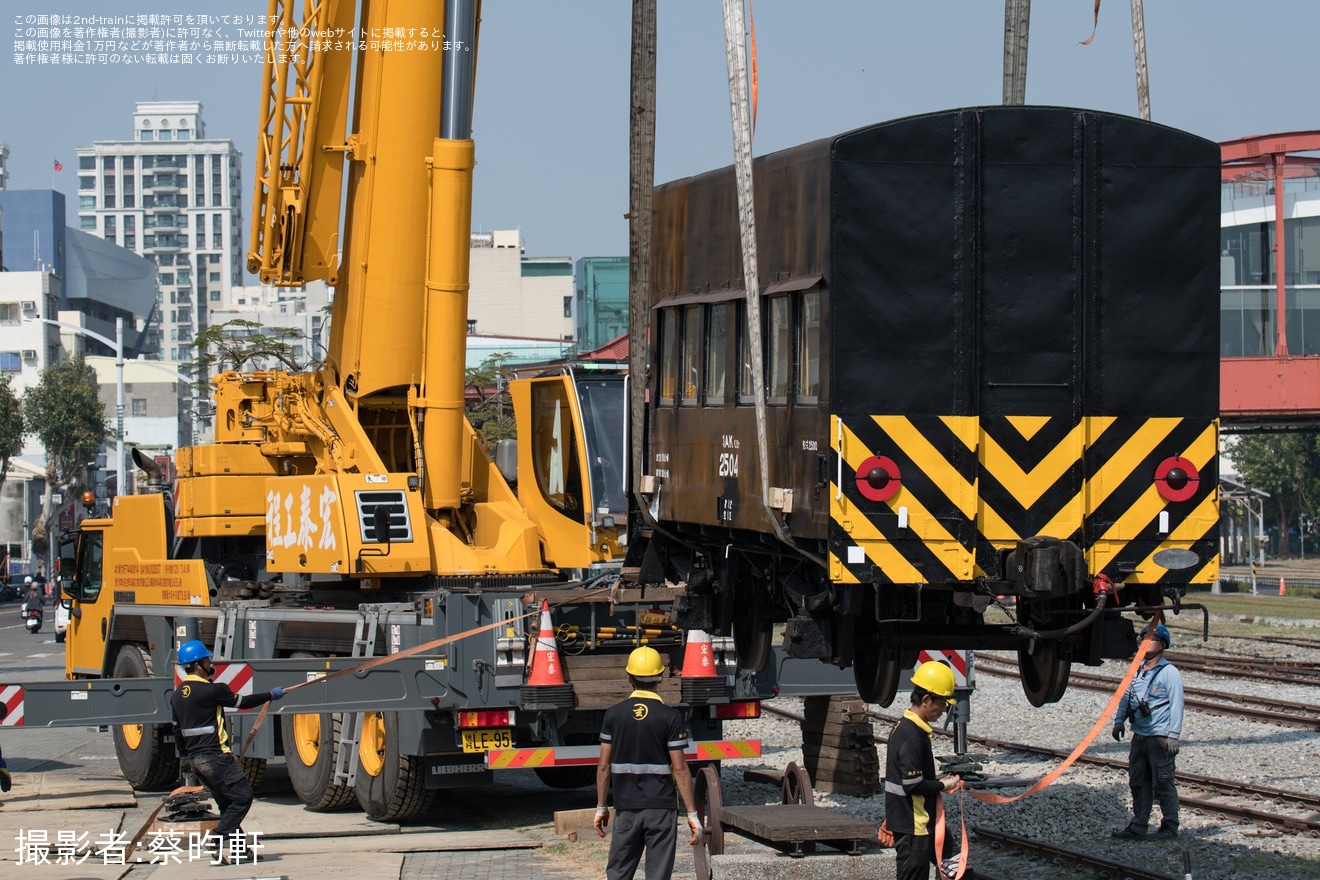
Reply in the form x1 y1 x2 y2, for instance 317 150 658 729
246 0 355 286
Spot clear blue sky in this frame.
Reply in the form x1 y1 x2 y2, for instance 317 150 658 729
4 0 1316 273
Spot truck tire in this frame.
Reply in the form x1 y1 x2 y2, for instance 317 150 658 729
237 755 267 790
279 652 357 810
281 711 358 810
112 644 179 790
355 710 432 822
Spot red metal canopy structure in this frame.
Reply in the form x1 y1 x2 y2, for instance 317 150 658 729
1220 131 1320 426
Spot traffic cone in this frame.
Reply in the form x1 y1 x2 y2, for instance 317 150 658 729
680 629 725 704
521 600 575 709
1279 577 1286 596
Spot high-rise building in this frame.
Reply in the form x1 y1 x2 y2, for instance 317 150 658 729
0 141 9 190
75 100 243 366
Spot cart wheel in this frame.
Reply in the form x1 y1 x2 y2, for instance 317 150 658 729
693 765 724 880
781 761 814 806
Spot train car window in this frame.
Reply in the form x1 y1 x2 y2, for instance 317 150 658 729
706 303 729 405
768 296 790 403
798 289 821 402
681 305 702 406
737 301 754 405
659 308 678 405
529 382 586 523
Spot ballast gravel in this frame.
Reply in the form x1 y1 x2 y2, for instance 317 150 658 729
713 623 1320 880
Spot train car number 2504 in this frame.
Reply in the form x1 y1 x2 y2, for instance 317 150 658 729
461 728 513 753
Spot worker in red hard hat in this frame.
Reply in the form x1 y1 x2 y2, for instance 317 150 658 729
885 660 963 880
1112 623 1184 841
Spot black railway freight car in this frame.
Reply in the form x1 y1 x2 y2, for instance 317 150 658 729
637 106 1220 707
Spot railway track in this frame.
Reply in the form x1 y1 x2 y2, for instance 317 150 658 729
858 710 1320 836
974 656 1320 730
970 826 1182 880
1161 651 1320 685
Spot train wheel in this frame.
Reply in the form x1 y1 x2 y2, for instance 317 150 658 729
355 710 432 822
693 765 724 880
111 644 179 790
280 653 357 810
733 598 770 675
781 761 814 806
853 616 900 707
1018 640 1071 707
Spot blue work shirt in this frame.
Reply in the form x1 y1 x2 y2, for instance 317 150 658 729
1116 656 1184 740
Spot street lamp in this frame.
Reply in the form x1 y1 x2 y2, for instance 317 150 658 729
26 316 125 499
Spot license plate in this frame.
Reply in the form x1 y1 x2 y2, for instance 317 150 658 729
461 728 513 753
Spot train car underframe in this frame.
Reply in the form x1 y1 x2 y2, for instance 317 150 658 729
655 527 1163 708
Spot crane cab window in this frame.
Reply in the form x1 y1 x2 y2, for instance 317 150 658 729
706 303 729 405
768 296 791 403
659 309 679 405
681 305 702 406
68 531 104 603
798 290 821 403
529 383 586 523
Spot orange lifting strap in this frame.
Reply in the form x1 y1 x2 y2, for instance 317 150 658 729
934 616 1162 879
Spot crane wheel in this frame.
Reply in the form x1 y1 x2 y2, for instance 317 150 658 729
280 652 357 810
354 710 432 822
111 644 180 790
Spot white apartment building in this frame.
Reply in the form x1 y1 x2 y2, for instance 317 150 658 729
0 142 9 190
75 100 244 366
468 230 575 340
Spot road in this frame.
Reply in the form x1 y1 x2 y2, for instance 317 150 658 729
0 608 595 880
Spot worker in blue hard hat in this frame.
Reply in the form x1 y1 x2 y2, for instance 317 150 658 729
170 639 286 864
1111 623 1184 841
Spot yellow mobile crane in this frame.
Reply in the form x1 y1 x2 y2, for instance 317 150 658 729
42 0 785 823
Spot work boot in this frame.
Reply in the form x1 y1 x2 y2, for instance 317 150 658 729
1111 825 1146 840
1151 824 1179 839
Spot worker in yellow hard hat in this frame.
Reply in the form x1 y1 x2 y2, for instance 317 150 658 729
594 647 701 880
884 660 962 880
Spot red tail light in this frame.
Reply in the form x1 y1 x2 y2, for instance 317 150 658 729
457 710 515 728
855 455 901 502
1154 456 1199 502
712 701 761 720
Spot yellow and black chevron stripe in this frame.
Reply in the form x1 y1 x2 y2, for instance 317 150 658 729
829 414 1219 588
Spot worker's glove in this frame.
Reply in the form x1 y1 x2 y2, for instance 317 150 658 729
270 687 285 700
1111 723 1125 742
178 757 194 779
686 811 703 846
1158 736 1179 757
593 806 610 838
0 766 11 793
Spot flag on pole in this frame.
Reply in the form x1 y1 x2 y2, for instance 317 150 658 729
53 158 63 172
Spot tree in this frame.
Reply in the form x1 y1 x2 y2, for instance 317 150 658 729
23 357 110 549
465 353 517 451
192 318 316 375
1224 431 1320 556
0 374 22 498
